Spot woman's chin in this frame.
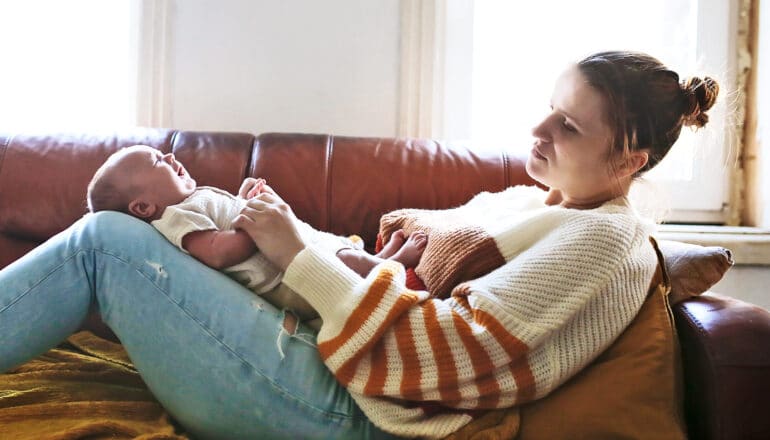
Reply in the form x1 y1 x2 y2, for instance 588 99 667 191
525 159 548 185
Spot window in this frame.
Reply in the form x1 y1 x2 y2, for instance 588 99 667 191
403 0 741 224
0 1 137 132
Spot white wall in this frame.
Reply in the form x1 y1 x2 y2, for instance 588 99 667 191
165 0 400 136
713 266 770 310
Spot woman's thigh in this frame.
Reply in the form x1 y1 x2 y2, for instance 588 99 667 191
1 212 396 440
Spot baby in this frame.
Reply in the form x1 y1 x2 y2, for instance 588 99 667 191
86 145 426 328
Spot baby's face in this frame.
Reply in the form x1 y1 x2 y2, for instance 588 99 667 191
117 145 197 209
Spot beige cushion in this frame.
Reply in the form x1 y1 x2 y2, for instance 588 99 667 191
657 239 734 305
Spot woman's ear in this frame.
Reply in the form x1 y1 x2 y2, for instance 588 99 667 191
128 199 157 219
617 150 649 177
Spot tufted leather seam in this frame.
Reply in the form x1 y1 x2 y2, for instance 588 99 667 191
502 151 510 187
325 135 334 232
168 129 180 153
0 134 11 185
244 134 257 179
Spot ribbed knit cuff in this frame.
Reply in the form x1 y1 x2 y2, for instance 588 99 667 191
282 245 362 320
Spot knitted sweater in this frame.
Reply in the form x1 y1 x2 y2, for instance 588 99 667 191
282 185 657 439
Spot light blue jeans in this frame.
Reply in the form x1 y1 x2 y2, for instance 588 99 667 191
0 212 398 440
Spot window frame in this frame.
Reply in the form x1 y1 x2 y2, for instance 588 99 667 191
399 0 746 225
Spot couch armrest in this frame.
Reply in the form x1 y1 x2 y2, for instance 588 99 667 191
673 292 770 440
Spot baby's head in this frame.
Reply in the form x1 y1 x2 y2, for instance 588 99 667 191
87 145 196 221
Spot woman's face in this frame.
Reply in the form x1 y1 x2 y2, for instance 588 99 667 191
526 65 623 206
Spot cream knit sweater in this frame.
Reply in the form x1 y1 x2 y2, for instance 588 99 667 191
282 186 657 439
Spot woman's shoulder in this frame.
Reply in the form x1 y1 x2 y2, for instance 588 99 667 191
557 199 655 249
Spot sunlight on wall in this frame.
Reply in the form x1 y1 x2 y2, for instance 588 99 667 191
0 1 134 132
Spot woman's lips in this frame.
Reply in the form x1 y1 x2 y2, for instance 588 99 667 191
531 146 547 161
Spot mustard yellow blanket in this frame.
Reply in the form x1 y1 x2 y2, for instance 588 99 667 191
0 331 188 440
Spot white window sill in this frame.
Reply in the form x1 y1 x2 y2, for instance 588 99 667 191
655 225 770 266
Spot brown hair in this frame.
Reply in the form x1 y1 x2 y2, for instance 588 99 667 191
577 51 720 175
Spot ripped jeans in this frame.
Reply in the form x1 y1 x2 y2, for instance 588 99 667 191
0 212 398 440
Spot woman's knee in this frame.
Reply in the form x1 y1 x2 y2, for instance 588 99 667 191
74 211 158 250
80 211 149 237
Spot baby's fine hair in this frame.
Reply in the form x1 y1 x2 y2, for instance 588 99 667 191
86 148 136 214
577 51 720 175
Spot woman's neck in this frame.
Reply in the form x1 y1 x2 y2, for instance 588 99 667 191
545 188 627 210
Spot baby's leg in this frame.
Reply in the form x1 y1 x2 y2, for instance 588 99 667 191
337 231 427 277
336 249 383 277
375 229 406 259
387 231 427 268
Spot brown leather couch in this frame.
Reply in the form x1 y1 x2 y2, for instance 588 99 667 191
1 129 769 439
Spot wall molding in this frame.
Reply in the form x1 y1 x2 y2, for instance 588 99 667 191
134 0 172 128
656 224 770 265
397 0 444 138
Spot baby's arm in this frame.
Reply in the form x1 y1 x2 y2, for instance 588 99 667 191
182 229 257 269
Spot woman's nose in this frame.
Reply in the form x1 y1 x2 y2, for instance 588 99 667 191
531 114 552 141
163 153 176 164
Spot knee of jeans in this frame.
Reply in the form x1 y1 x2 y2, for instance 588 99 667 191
79 211 152 244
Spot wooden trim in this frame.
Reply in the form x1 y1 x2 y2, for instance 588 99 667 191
740 0 760 226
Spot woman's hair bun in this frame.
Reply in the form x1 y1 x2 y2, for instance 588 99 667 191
681 76 719 128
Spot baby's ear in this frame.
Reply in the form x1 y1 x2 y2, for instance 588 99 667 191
128 199 157 219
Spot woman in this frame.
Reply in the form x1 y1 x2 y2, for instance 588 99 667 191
0 51 719 439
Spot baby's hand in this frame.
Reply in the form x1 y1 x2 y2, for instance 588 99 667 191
238 177 266 199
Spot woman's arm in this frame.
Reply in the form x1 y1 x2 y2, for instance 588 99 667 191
182 229 257 269
283 245 534 407
233 187 655 409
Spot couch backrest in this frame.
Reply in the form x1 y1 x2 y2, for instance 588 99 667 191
0 130 536 269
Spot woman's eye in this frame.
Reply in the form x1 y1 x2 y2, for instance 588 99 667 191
562 120 577 133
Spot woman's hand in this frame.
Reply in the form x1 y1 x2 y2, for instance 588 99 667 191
232 186 305 271
238 177 267 199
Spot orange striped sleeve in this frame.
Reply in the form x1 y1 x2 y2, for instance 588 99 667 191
332 290 423 386
475 308 536 402
364 342 387 396
395 314 422 400
313 259 536 405
317 266 396 360
321 265 426 387
451 310 501 399
423 300 461 402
